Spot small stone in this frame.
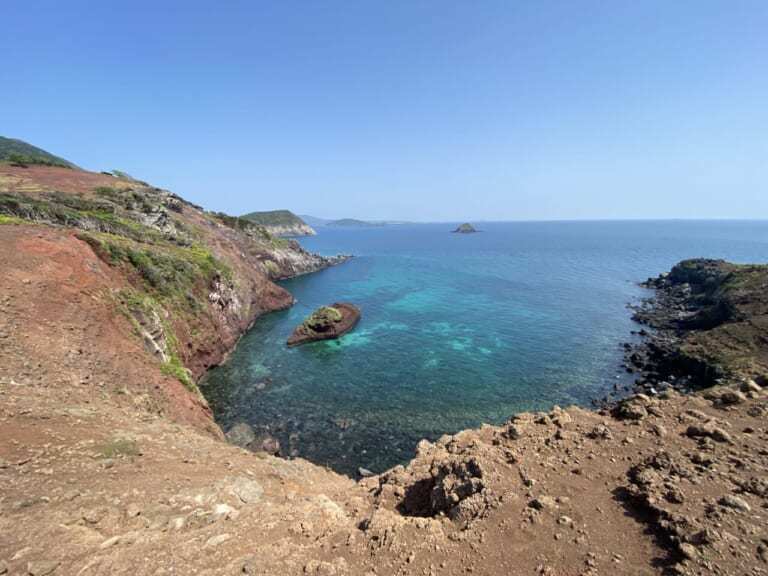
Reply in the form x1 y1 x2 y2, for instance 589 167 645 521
213 503 239 520
616 401 647 420
679 543 698 560
258 435 280 455
229 477 263 504
719 389 747 405
588 425 612 440
226 422 256 448
100 535 122 549
126 503 141 518
686 424 732 443
205 533 232 547
169 517 185 531
26 560 60 575
719 494 751 512
0 560 8 575
741 379 762 393
529 496 557 511
358 467 374 478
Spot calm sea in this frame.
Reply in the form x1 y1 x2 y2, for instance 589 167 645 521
201 220 768 475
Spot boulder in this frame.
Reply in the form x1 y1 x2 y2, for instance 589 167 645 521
287 303 361 346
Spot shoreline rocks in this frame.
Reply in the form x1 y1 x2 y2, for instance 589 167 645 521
287 303 361 347
619 259 768 398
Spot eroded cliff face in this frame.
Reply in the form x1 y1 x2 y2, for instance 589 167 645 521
0 164 346 412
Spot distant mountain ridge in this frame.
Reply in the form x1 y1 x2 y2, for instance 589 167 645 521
0 136 76 168
299 215 412 227
241 209 316 237
327 218 386 228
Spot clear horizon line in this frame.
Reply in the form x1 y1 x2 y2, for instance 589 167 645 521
303 216 768 225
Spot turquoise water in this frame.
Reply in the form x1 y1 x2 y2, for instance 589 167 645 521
201 221 768 475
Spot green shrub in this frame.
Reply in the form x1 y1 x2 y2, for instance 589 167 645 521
6 152 71 169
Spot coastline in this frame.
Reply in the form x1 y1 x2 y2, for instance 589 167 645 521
2 167 767 575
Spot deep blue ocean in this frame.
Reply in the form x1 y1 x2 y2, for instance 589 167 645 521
201 221 768 475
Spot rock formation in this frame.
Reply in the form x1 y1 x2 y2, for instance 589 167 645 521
452 222 477 233
287 303 361 346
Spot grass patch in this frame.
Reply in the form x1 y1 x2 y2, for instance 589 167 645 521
0 214 26 225
96 437 140 459
161 356 195 391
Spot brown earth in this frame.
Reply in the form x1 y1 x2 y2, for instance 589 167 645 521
1 166 767 575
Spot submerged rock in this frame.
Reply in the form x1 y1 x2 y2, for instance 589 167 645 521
287 303 361 347
226 422 256 448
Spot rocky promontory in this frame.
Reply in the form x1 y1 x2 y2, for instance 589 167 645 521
240 209 316 237
287 303 361 346
623 258 768 396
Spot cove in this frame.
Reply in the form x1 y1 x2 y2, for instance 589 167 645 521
201 220 768 475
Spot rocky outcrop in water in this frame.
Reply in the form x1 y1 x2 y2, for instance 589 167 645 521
452 222 477 233
287 303 361 346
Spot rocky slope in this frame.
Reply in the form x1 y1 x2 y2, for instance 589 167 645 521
2 160 767 575
625 259 768 395
0 164 346 391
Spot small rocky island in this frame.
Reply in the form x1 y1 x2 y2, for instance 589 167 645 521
287 303 361 346
452 222 478 233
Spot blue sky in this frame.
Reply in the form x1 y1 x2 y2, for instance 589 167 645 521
3 1 767 220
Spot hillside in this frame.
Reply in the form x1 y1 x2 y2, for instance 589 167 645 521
0 136 76 168
0 163 346 388
241 209 315 237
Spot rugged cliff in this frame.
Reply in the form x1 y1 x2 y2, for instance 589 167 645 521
0 163 346 404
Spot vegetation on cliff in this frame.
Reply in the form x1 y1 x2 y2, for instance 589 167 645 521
241 209 315 236
0 152 346 392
